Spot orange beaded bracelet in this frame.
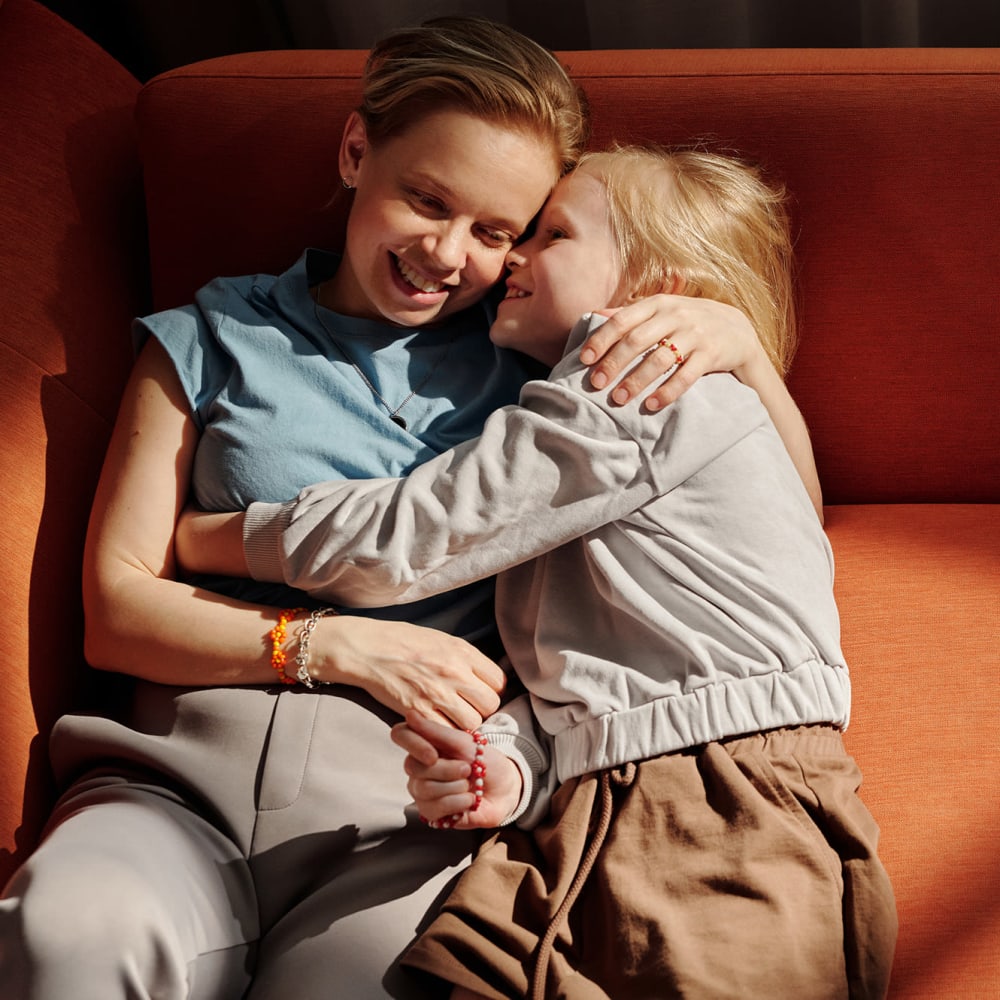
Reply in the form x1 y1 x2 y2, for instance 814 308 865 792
270 607 305 684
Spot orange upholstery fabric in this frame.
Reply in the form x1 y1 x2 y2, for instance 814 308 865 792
0 0 145 879
828 504 1000 996
1 4 997 994
137 48 1000 506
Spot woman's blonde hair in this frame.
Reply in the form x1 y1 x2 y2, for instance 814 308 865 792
578 145 797 375
359 17 590 176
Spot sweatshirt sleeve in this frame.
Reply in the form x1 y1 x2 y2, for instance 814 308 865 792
243 317 762 605
478 694 559 830
243 369 658 604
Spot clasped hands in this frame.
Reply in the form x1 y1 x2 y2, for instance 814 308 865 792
392 711 522 830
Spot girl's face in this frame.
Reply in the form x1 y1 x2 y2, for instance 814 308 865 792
490 169 622 366
327 109 559 328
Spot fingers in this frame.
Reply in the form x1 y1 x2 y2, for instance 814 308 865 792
642 352 711 411
405 710 475 758
603 340 689 409
409 675 498 732
433 696 487 733
415 640 505 729
432 661 504 731
397 715 479 827
580 299 695 403
460 681 501 721
408 757 478 828
473 656 507 695
390 720 440 767
578 294 757 408
579 299 662 384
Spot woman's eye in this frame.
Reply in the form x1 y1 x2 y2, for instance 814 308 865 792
549 227 568 242
409 190 444 214
478 227 514 249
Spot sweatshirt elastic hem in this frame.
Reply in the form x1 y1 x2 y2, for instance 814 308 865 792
244 500 296 582
551 660 851 785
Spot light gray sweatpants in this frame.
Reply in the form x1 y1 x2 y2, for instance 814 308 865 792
0 683 473 1000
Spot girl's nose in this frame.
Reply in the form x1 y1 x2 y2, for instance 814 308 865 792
505 246 526 269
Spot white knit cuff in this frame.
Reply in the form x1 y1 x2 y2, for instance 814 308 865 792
243 499 296 582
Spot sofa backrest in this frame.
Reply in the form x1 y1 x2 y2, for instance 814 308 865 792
0 0 145 881
136 47 999 506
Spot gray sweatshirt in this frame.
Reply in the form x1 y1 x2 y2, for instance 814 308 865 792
244 315 850 826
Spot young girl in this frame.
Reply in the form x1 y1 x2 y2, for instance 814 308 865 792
180 145 897 998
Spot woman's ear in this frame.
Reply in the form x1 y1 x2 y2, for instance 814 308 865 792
339 111 369 183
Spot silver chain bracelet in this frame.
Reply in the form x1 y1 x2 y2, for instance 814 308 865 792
294 607 338 688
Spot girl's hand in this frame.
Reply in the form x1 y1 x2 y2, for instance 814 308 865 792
392 711 521 829
580 295 761 411
312 616 506 732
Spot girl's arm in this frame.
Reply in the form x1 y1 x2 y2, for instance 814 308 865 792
175 295 823 587
179 334 764 606
581 295 823 519
81 338 505 729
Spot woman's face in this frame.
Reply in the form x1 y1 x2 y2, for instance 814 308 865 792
328 109 559 328
490 168 622 366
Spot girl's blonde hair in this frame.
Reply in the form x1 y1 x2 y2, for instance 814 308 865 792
359 17 590 176
578 145 797 375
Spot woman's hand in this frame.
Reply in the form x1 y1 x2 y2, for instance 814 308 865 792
580 294 760 411
312 616 506 731
579 294 824 516
392 711 521 829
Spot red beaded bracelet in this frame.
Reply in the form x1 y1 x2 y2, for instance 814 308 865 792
424 729 488 829
469 729 487 812
269 607 305 684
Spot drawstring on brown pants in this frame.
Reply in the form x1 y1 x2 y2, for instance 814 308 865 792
530 762 637 1000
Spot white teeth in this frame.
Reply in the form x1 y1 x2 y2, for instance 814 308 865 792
505 288 529 299
395 256 445 293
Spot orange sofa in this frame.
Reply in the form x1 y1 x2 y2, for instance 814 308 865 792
2 0 998 994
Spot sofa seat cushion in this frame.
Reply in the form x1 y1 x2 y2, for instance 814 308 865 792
827 503 1000 996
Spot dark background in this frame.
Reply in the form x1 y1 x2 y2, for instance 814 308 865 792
39 0 1000 83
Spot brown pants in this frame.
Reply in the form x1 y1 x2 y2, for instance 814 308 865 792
403 725 897 1000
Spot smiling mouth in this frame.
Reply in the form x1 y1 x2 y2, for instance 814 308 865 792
394 254 447 294
504 285 529 299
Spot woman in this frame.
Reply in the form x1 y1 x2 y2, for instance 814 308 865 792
0 19 816 1000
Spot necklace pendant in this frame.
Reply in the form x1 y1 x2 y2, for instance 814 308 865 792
390 414 407 429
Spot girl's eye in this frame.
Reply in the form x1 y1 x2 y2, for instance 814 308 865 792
549 227 568 242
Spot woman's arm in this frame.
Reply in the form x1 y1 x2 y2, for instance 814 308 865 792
81 337 275 686
580 295 823 519
731 347 823 522
81 338 504 728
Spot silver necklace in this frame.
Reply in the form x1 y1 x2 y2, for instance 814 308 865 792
312 293 456 431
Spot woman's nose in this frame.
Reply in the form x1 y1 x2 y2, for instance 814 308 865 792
423 224 467 272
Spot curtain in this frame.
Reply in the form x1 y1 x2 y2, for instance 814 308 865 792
41 0 1000 83
279 0 1000 48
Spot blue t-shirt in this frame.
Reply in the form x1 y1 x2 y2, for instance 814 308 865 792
135 249 539 647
